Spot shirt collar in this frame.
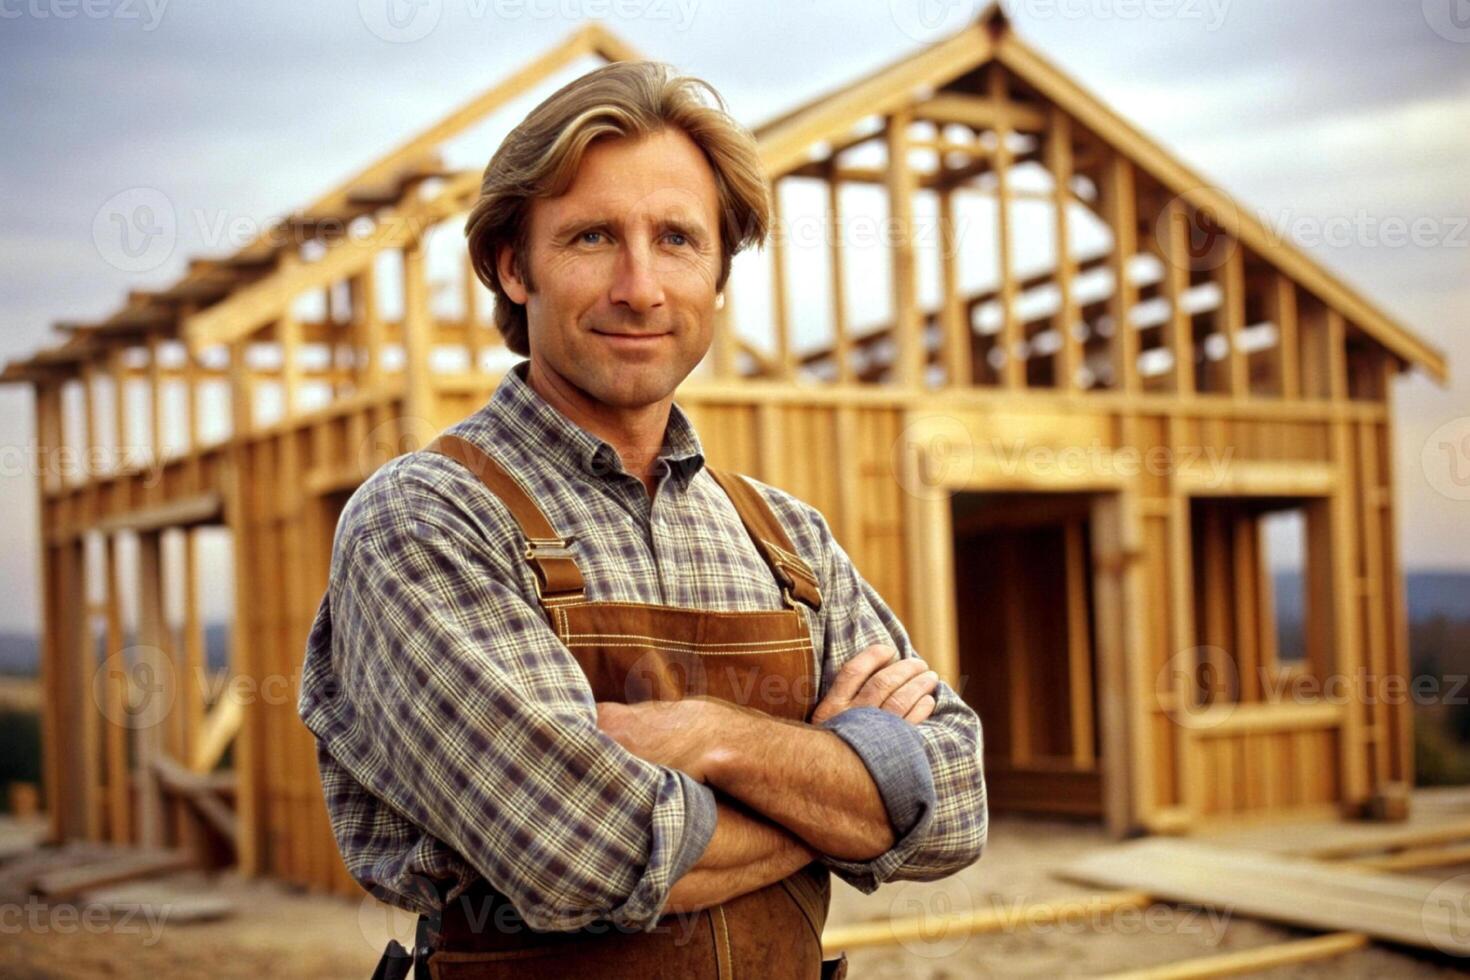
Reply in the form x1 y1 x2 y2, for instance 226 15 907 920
466 359 706 488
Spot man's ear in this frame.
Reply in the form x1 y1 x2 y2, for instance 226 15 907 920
496 243 529 304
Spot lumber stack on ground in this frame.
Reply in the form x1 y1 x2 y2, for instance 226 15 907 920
1058 838 1470 955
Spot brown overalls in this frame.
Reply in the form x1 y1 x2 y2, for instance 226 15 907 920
376 433 846 980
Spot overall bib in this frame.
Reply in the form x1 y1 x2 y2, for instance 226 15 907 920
372 433 846 980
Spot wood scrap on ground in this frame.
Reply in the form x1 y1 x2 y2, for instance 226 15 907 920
1058 837 1470 955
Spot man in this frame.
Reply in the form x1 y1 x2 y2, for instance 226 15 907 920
299 60 986 978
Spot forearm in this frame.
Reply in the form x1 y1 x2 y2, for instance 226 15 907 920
701 708 894 861
664 800 815 913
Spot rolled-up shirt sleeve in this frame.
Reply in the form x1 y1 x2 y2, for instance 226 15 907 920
806 508 988 893
298 467 716 932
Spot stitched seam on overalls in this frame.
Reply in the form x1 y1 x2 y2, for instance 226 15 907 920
544 598 806 618
564 640 813 656
716 904 733 980
560 633 811 650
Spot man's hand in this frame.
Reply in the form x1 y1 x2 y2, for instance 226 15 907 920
596 699 717 781
810 644 939 726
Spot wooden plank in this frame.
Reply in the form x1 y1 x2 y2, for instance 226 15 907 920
768 178 793 379
101 534 131 845
1345 842 1470 872
1097 931 1369 980
1216 246 1247 396
822 890 1151 955
1265 273 1299 399
190 695 242 774
134 531 168 848
758 23 993 179
990 64 1022 389
886 109 922 387
1061 838 1468 953
225 439 263 877
1089 490 1145 835
1102 150 1139 392
935 179 968 386
1160 199 1194 394
825 168 854 385
35 848 195 901
401 238 437 435
93 492 222 535
35 386 65 845
911 91 1048 132
81 880 234 923
1046 107 1080 391
152 754 238 847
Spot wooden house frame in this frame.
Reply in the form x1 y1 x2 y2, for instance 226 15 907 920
3 7 1448 898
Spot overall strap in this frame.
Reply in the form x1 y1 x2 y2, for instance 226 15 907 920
424 434 586 607
707 470 823 613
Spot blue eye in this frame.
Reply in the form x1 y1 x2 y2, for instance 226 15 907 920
580 230 604 245
666 232 688 246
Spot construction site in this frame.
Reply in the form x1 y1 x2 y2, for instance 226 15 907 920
3 6 1466 977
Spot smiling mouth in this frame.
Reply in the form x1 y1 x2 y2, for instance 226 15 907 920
592 330 670 341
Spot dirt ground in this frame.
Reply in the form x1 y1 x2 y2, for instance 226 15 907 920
3 813 1469 979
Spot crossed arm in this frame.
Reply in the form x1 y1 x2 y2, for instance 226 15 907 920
597 645 940 913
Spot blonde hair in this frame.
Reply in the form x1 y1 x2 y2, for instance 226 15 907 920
464 60 770 357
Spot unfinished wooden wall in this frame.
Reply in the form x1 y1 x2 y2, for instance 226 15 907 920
9 25 1434 898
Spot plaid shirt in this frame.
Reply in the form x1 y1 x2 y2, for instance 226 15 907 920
298 359 988 930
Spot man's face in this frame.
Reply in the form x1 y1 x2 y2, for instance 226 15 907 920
499 127 723 409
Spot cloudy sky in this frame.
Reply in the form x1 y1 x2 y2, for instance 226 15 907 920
0 0 1466 632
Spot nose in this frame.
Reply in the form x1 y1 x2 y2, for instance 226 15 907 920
607 239 664 314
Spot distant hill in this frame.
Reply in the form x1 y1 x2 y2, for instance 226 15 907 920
0 624 231 677
1270 570 1470 631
